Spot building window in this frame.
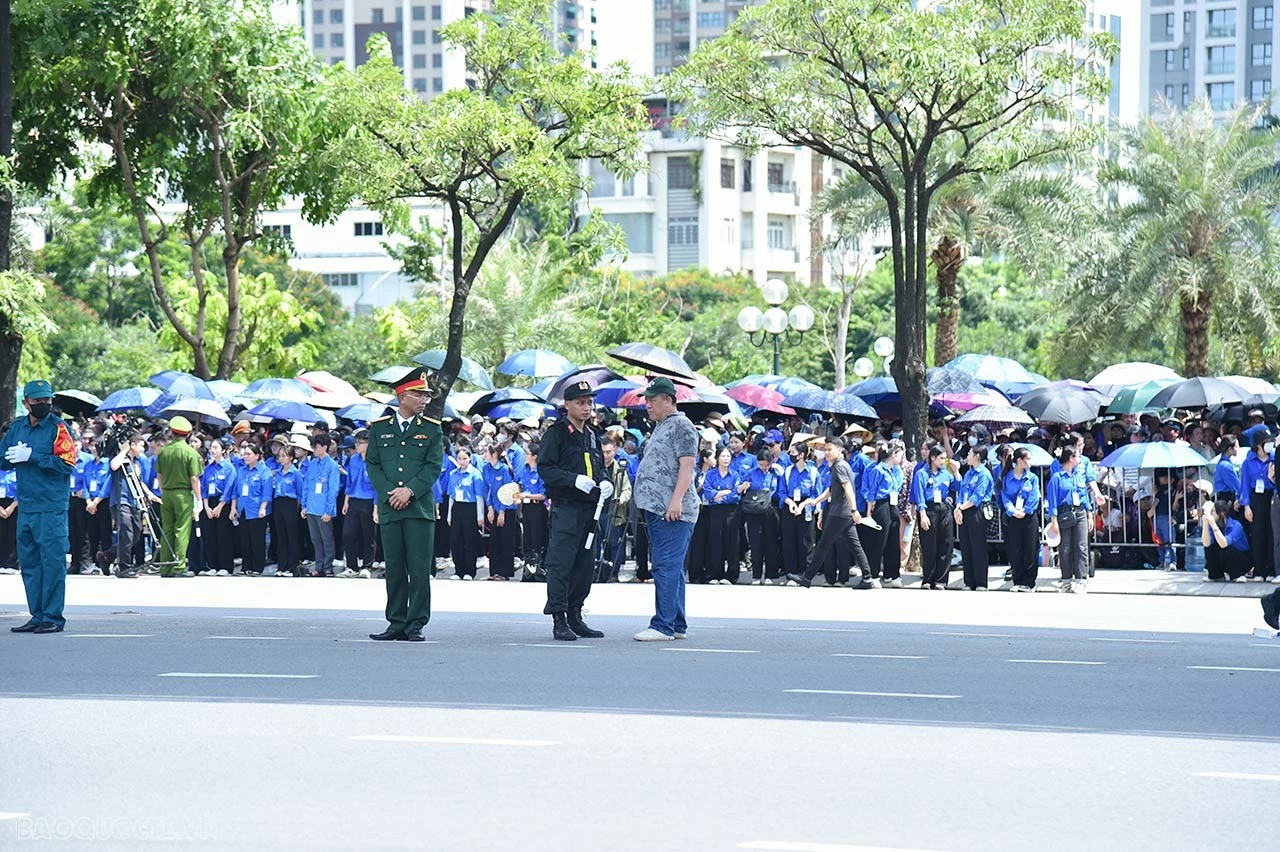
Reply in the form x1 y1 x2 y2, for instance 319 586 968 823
668 216 698 246
1184 10 1193 34
1252 78 1272 101
432 4 442 19
766 162 785 191
1181 83 1190 106
1254 6 1274 30
654 18 671 35
413 77 427 92
372 8 384 24
767 218 785 250
354 222 384 237
696 12 724 28
432 77 443 92
314 34 325 49
654 43 671 58
656 0 671 9
589 159 616 197
432 54 442 68
432 29 443 43
330 8 343 24
412 5 426 21
1253 43 1272 66
1162 12 1174 38
1207 9 1236 38
1207 46 1234 75
1182 46 1191 69
721 217 737 245
330 32 344 48
1164 49 1177 71
743 160 752 192
1207 81 1236 110
324 273 359 288
1164 84 1176 102
313 10 324 25
413 29 426 44
603 213 653 253
742 213 753 249
264 224 292 240
720 158 735 189
667 157 693 190
413 54 426 69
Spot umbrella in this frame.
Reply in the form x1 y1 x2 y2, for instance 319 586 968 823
724 384 797 416
1100 441 1217 470
296 371 365 409
591 379 645 410
1208 402 1280 424
988 442 1054 467
844 377 899 407
953 404 1034 430
677 389 745 422
528 378 555 399
781 389 878 419
1146 377 1251 410
1090 362 1182 395
617 384 699 409
53 390 102 418
411 350 495 390
470 388 547 416
546 365 626 405
931 389 1009 412
160 398 232 428
925 367 986 396
243 377 316 403
484 401 558 421
336 402 393 424
1218 376 1280 402
1104 378 1181 414
607 342 698 380
945 354 1037 392
496 349 576 378
98 387 162 414
206 380 246 399
1015 389 1104 425
245 400 323 424
149 371 216 401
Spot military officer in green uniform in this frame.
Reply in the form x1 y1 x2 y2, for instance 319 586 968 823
365 369 443 642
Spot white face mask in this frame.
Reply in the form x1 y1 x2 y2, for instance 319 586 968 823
967 435 979 447
1266 443 1276 455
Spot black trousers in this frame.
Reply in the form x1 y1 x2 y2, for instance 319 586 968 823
687 510 712 583
543 501 596 614
332 489 346 563
203 500 234 574
1005 513 1039 588
114 503 142 571
1206 545 1251 581
243 517 268 574
521 502 548 576
434 498 451 558
704 503 740 582
861 502 901 581
746 509 782 579
920 503 954 588
778 510 815 577
803 514 870 583
0 498 16 569
632 512 651 580
450 502 481 577
274 498 302 573
69 495 90 569
344 498 376 570
486 510 518 578
1250 491 1275 578
87 503 113 569
959 506 990 589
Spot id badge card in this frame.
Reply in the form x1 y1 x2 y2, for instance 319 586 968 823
241 484 250 497
0 487 6 498
89 482 98 494
793 487 801 502
1257 478 1266 494
455 489 464 502
1015 496 1024 511
932 488 942 504
889 492 898 507
315 482 324 494
1072 491 1080 507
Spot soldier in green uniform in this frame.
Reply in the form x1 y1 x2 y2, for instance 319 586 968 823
364 369 444 643
154 416 203 576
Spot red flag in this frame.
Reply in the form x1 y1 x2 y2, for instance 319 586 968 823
52 423 77 467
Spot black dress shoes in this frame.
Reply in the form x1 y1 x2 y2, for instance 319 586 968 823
399 628 426 642
567 607 604 639
33 623 64 634
10 620 39 633
1262 591 1280 631
369 629 406 641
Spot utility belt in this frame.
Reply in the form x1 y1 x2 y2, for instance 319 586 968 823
964 502 994 521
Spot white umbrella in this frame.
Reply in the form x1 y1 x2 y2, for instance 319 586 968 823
1089 362 1182 395
161 398 232 428
1219 376 1280 400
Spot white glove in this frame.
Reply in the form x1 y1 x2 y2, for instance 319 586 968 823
5 443 31 464
575 474 596 494
598 480 615 500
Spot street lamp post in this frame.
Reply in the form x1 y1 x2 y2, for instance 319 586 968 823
852 337 895 380
736 278 815 376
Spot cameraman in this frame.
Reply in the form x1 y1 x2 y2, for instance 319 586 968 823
109 433 159 579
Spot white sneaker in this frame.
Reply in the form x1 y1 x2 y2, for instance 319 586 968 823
358 568 372 579
278 571 294 578
462 575 473 581
1011 585 1030 592
674 632 687 639
181 571 195 578
1271 575 1280 585
83 566 101 576
1236 576 1249 583
216 569 230 577
884 578 903 588
1074 581 1088 594
974 586 988 591
450 575 461 580
750 579 762 586
1058 581 1073 593
338 568 357 578
0 567 16 575
633 628 675 642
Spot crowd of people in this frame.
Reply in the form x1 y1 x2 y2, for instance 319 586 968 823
4 386 1280 603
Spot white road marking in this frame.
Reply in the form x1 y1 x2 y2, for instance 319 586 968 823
927 631 1011 638
0 813 30 822
832 654 928 660
1088 637 1177 644
337 639 440 644
66 634 152 639
739 841 948 852
1249 643 1280 648
205 636 289 641
502 643 594 648
781 627 866 633
157 672 317 679
785 689 961 700
662 648 758 654
1188 666 1280 673
1007 659 1106 666
221 616 294 621
1195 771 1280 782
351 735 558 747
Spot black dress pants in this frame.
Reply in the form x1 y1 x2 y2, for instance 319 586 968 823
486 510 518 578
746 509 781 579
1250 491 1275 578
450 501 481 577
920 504 955 588
704 504 740 582
344 498 376 570
203 500 234 573
1005 513 1039 588
543 501 596 614
959 506 990 589
778 510 814 577
803 514 870 584
861 502 901 581
273 498 303 574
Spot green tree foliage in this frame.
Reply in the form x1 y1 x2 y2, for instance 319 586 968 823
0 270 56 416
324 0 649 416
672 0 1114 453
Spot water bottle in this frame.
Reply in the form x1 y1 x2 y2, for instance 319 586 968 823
804 503 813 522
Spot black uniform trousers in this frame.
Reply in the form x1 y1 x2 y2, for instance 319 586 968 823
703 503 740 583
114 503 142 572
1005 513 1039 588
958 505 990 589
745 508 782 580
243 517 268 574
778 510 815 577
344 498 376 570
686 509 711 583
274 497 302 574
543 501 597 614
86 503 113 570
486 510 518 578
202 499 234 574
0 498 16 569
803 514 870 584
632 510 651 580
861 502 902 581
919 503 954 588
1206 545 1251 581
434 498 451 558
1250 491 1275 578
68 495 90 570
521 502 548 578
450 501 482 577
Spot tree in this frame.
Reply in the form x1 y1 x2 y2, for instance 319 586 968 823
15 0 346 377
325 0 649 418
672 0 1113 453
0 270 56 415
1075 98 1280 377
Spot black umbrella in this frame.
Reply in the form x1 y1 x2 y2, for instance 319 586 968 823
54 390 103 418
469 387 546 416
607 343 698 380
1016 381 1106 424
925 367 985 395
1147 377 1250 410
546 365 626 405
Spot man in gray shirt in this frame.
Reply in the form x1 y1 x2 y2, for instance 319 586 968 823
632 377 699 641
784 437 876 589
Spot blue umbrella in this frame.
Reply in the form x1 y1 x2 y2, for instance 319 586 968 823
845 377 899 407
244 377 316 403
496 349 576 378
591 379 644 409
412 350 494 390
945 354 1038 391
1100 441 1213 470
469 387 547 416
336 402 393 423
484 401 557 421
149 371 216 401
98 387 161 413
246 399 323 424
782 389 877 419
758 376 823 398
528 378 555 399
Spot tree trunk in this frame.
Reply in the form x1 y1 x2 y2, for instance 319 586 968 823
217 241 241 379
0 0 16 414
1180 294 1212 377
931 236 964 366
890 172 930 462
831 287 853 390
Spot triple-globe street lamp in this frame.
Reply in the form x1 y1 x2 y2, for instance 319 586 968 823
736 278 815 376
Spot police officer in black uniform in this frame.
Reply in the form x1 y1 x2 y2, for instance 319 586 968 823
539 380 609 641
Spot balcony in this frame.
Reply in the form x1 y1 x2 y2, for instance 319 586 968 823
766 180 800 207
1206 24 1236 38
1206 61 1236 75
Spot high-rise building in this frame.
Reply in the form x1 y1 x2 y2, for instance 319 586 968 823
1140 0 1276 114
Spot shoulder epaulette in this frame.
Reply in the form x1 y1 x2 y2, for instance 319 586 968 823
370 416 392 424
423 417 440 425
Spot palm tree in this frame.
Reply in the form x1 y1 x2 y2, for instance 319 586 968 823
1096 97 1280 377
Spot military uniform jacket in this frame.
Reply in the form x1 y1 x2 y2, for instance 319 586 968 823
365 411 444 523
0 412 78 512
537 418 604 507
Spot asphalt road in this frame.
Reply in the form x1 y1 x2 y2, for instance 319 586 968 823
3 606 1279 852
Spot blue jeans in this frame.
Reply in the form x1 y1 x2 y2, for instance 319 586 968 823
1154 514 1175 567
645 511 693 636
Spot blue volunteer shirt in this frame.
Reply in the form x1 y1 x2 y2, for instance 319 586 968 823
484 461 518 511
911 467 958 507
1219 517 1250 551
744 465 783 505
729 451 756 479
1214 456 1241 495
784 462 821 505
202 459 237 503
1239 452 1273 507
859 461 902 507
958 464 995 507
1046 467 1089 517
344 452 377 501
446 466 485 504
301 455 340 516
72 450 94 496
273 465 303 502
702 468 742 505
1000 469 1041 516
516 463 545 499
83 457 112 502
0 468 16 500
234 464 274 518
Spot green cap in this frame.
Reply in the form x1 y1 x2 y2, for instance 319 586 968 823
23 379 54 400
642 376 678 399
